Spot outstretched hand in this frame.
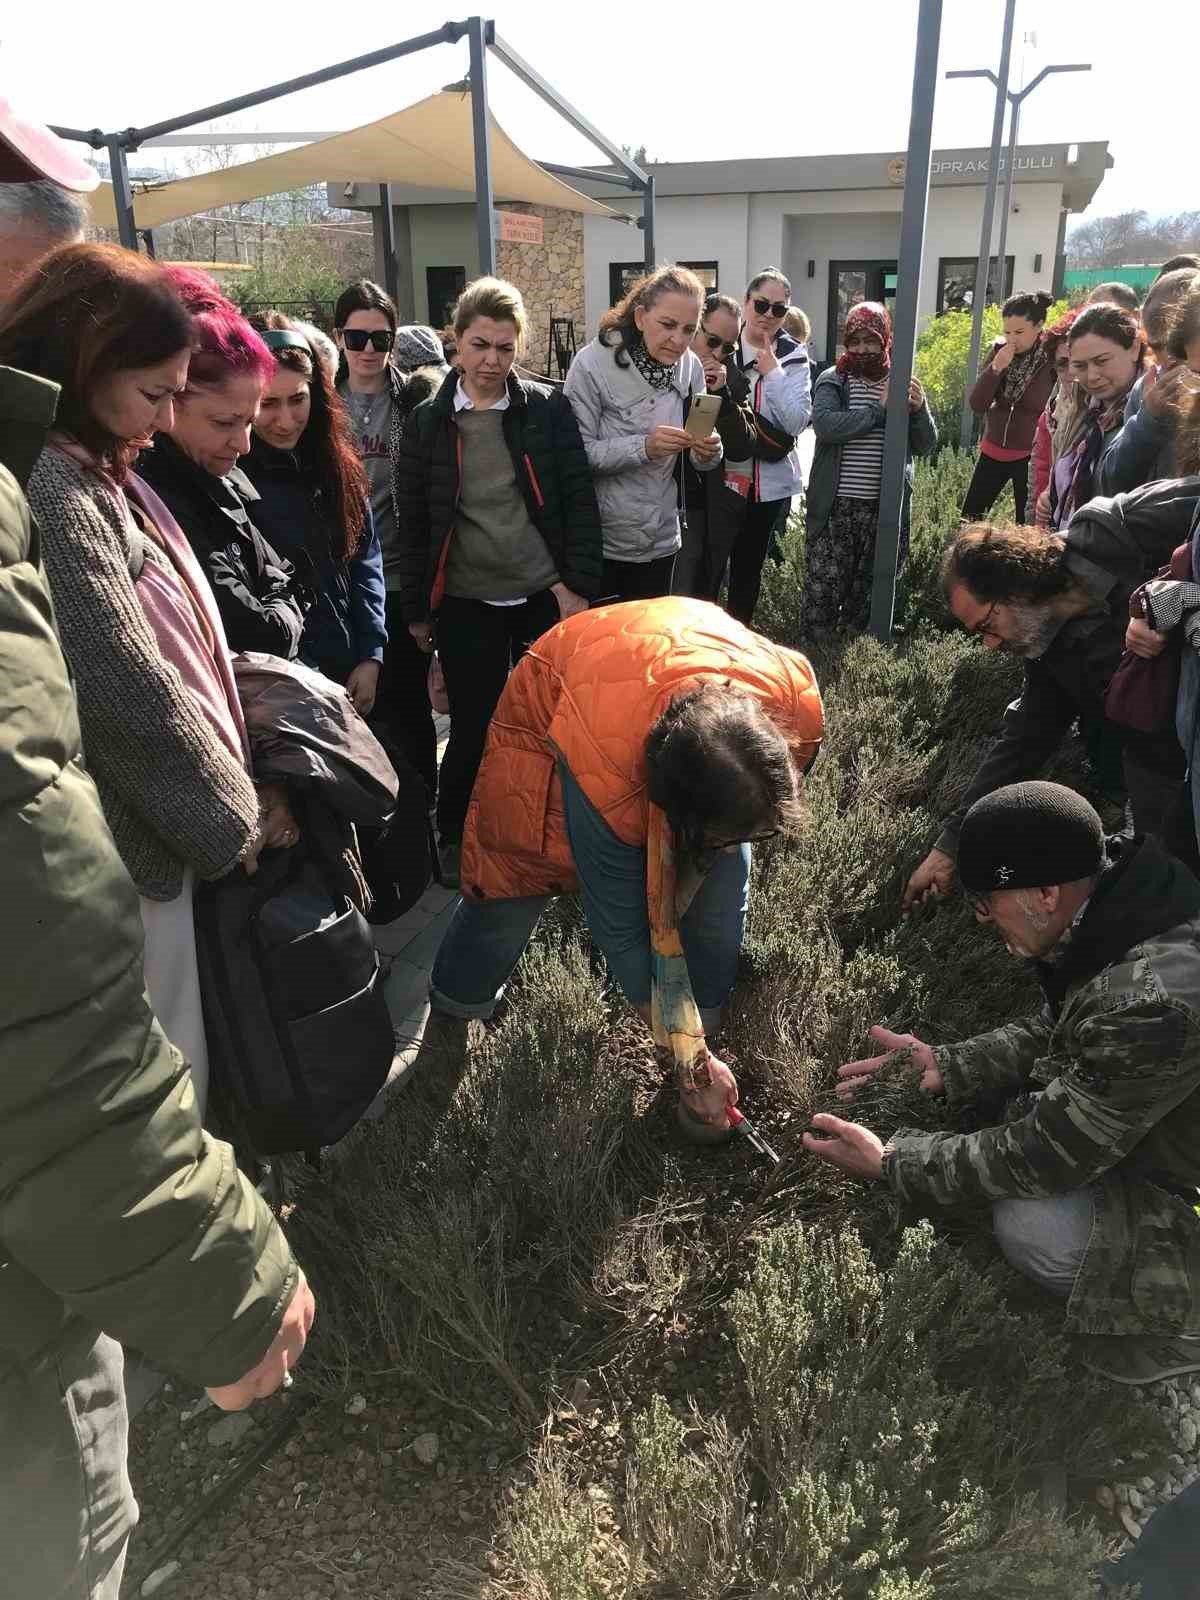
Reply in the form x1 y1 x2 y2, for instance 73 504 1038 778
835 1025 943 1102
902 847 955 915
802 1114 887 1181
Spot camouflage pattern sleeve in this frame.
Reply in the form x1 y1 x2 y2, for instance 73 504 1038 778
934 1009 1053 1106
885 998 1197 1207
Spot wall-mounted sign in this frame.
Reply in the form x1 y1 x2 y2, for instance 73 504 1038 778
887 157 907 185
497 210 544 244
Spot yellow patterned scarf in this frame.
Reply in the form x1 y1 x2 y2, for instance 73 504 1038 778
646 804 710 1088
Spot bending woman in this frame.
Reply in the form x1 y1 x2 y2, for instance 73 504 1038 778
428 597 823 1136
962 289 1056 525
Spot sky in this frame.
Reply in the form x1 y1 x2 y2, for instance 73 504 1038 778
4 0 1196 226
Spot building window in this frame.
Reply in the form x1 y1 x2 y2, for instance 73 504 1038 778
682 261 719 291
608 260 719 305
827 261 898 359
936 257 1014 315
426 265 466 331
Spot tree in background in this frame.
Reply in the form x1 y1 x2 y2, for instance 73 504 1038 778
1068 209 1200 269
94 133 374 328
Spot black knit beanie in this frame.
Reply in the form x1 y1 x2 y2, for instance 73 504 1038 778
957 781 1104 895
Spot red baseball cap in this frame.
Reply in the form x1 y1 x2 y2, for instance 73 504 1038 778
0 98 99 191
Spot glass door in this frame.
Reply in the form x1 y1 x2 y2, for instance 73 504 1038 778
827 261 899 358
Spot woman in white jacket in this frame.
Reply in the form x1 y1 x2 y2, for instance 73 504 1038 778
726 267 813 624
564 264 722 601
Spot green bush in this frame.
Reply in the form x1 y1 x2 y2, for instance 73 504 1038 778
754 445 1011 642
292 593 1159 1597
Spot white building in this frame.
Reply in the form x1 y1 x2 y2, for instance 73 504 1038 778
582 142 1111 360
336 140 1110 367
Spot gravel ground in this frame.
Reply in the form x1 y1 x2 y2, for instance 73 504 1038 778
125 1373 519 1598
1101 1375 1200 1544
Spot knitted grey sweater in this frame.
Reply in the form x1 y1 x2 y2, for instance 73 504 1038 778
26 448 259 900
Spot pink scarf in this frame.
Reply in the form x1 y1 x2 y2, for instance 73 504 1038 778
48 434 251 768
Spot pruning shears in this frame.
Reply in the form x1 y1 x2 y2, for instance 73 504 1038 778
727 1105 780 1165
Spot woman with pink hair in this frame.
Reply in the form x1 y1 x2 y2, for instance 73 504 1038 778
137 268 309 658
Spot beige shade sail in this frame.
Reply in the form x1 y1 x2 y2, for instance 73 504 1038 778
89 89 624 230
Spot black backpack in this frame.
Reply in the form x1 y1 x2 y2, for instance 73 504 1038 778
194 802 394 1157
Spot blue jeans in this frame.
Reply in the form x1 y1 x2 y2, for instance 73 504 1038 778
992 1187 1096 1297
430 766 750 1025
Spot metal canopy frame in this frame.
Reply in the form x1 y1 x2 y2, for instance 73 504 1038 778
50 16 656 280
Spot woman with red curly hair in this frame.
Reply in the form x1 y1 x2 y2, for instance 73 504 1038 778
136 268 308 659
0 244 298 1114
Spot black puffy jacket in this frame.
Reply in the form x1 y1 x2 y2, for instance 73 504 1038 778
394 369 604 624
138 433 309 658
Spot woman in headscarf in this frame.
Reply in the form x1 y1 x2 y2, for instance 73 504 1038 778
799 301 937 634
962 290 1056 525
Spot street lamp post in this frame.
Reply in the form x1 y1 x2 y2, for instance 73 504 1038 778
947 0 1016 450
949 59 1091 448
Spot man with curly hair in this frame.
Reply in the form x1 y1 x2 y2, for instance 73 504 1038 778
904 486 1198 912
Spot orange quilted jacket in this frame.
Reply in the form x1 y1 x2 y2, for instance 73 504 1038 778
460 598 824 902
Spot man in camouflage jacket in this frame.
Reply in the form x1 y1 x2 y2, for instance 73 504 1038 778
807 780 1200 1386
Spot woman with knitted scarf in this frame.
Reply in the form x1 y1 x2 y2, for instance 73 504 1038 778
799 301 937 634
963 290 1056 524
1051 302 1148 531
0 246 295 1117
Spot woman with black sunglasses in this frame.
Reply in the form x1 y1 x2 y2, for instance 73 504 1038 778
676 293 756 599
333 280 444 809
727 268 813 625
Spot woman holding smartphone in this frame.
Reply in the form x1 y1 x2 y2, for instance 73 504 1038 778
564 264 723 601
727 268 813 625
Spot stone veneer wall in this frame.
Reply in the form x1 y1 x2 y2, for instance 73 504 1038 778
495 203 586 376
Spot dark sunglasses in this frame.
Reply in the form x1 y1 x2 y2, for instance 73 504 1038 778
341 328 395 353
752 296 789 319
701 326 738 358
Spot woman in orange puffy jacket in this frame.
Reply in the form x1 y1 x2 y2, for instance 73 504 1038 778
428 597 823 1137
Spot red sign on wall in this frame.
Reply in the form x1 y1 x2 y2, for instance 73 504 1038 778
497 210 544 244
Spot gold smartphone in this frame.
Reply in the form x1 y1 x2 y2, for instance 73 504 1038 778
684 392 722 440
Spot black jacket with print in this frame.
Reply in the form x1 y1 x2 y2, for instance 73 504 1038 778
138 433 310 658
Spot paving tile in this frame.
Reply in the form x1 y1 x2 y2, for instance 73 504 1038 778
383 955 429 1018
397 901 458 972
372 906 437 955
421 883 459 914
